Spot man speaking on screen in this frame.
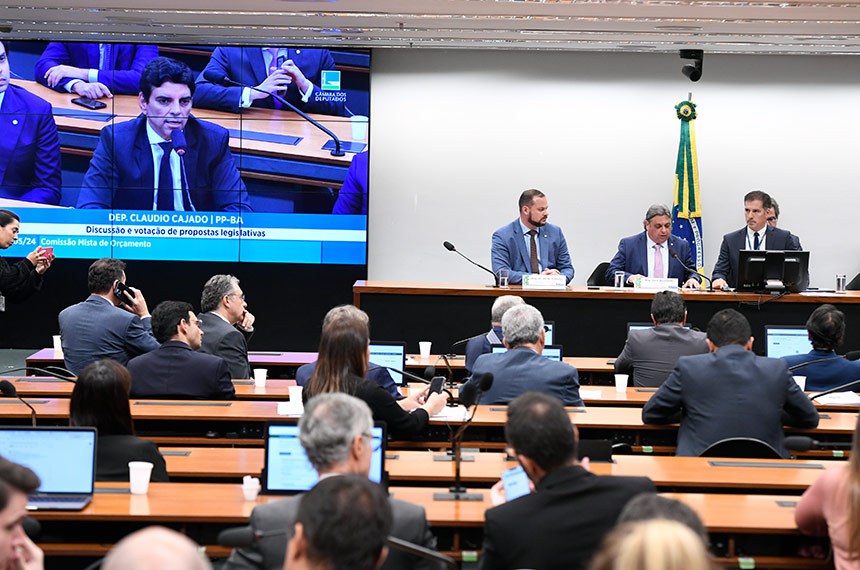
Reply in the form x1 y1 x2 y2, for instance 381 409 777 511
76 56 252 213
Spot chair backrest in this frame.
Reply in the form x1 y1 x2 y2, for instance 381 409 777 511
699 437 783 459
847 272 860 291
588 262 612 286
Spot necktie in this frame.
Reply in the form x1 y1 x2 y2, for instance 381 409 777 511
753 232 760 250
268 48 284 110
157 142 174 211
529 230 540 274
653 243 664 278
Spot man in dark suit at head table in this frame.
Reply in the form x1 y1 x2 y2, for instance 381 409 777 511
642 308 820 457
198 274 255 380
128 300 235 400
478 392 655 570
765 197 802 249
614 291 708 387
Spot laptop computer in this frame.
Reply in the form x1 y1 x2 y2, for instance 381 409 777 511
491 344 564 362
0 426 96 510
369 341 407 385
765 325 812 358
544 321 555 346
262 421 386 494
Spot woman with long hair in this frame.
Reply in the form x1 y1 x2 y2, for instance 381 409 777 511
0 209 51 302
796 414 860 569
589 519 715 570
70 359 168 482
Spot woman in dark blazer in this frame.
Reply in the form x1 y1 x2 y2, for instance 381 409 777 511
70 359 168 482
0 209 51 302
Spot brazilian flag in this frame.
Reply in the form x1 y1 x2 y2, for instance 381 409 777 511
672 100 704 276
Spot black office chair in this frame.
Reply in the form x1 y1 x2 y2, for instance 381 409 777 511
847 272 860 291
587 262 612 287
699 437 783 459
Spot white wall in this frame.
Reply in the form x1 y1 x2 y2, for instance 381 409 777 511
368 49 860 287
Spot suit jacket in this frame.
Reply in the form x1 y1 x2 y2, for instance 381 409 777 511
478 465 655 570
193 47 346 116
76 115 252 212
614 324 709 387
295 361 402 399
95 435 168 482
127 340 235 400
464 325 503 374
782 349 860 392
58 295 160 375
491 220 574 284
332 150 367 214
0 257 42 303
468 347 583 406
712 226 802 288
642 344 820 457
0 84 61 204
34 43 158 95
198 312 253 380
606 232 697 285
223 489 442 570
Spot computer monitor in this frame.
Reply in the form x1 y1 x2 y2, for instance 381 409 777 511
765 325 812 358
0 427 96 496
737 250 810 293
544 321 554 346
491 344 563 361
368 341 406 385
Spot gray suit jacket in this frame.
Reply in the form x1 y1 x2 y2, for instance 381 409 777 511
198 312 253 379
468 347 583 406
615 324 709 387
223 493 442 570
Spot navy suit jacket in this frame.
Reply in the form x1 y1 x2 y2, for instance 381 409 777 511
77 115 251 212
712 226 802 288
58 295 160 375
127 340 235 400
782 349 860 392
642 345 820 457
467 347 583 406
491 220 574 284
0 84 61 204
34 43 158 95
464 325 503 374
295 361 403 400
606 232 698 285
193 47 346 116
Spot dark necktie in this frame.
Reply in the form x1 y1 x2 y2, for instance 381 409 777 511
753 231 760 250
157 142 174 211
529 230 540 274
100 43 112 70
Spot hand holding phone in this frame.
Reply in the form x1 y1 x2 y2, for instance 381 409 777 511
501 466 531 502
113 281 136 306
429 377 444 395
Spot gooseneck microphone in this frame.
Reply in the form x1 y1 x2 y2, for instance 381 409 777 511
668 250 713 291
443 241 499 287
809 376 860 401
169 129 195 211
789 351 860 372
2 366 75 382
0 380 37 426
202 70 346 157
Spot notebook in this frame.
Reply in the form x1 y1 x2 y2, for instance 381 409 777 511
369 341 407 384
0 427 96 510
491 344 564 362
263 421 386 494
765 325 812 358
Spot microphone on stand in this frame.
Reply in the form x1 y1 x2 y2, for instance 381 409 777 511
1 366 75 382
784 435 851 452
443 241 499 287
809 376 860 401
169 129 196 211
668 250 713 291
0 380 37 426
202 70 346 157
789 351 860 372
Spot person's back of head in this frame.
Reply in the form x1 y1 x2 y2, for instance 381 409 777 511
589 519 714 570
650 291 686 325
102 526 211 570
285 475 391 570
806 304 845 352
298 393 374 475
705 309 751 349
491 295 525 325
501 304 544 349
506 392 577 476
70 359 134 436
87 258 126 295
322 304 369 329
617 493 708 544
306 319 369 399
150 300 196 344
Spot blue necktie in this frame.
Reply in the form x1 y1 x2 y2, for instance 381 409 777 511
100 44 112 70
753 231 760 250
157 142 174 211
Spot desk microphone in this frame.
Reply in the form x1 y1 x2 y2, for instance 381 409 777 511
789 351 860 372
202 70 346 157
1 366 75 382
668 250 713 291
443 241 499 287
784 435 851 452
0 381 37 426
169 129 196 211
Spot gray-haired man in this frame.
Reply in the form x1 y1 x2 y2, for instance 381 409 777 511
198 274 255 379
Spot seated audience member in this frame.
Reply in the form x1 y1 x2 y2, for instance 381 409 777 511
614 291 708 387
796 414 860 570
617 493 708 545
34 42 157 98
606 204 700 288
766 198 802 249
102 526 211 570
464 295 525 374
642 308 819 457
303 319 447 439
0 210 52 302
479 392 655 570
225 393 438 570
193 47 348 116
199 275 255 380
58 258 159 375
296 305 403 401
128 301 234 400
782 304 860 392
284 475 391 570
468 304 583 406
588 520 715 570
70 359 168 482
332 151 368 214
0 456 43 570
0 42 61 205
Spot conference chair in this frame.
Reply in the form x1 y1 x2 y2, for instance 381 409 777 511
847 272 860 291
587 262 612 287
699 437 783 459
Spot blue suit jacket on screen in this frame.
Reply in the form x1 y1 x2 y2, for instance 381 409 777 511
491 220 574 284
712 226 802 288
193 47 346 116
0 84 61 204
782 349 860 392
77 115 252 212
34 43 158 95
606 232 698 285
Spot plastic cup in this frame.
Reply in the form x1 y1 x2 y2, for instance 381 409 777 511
289 385 303 404
52 335 63 356
253 368 267 388
128 461 154 495
242 483 260 501
614 374 629 392
793 376 807 391
351 115 368 141
498 269 510 288
419 341 432 359
614 271 625 288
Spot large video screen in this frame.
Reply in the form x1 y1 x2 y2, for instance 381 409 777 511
0 42 369 264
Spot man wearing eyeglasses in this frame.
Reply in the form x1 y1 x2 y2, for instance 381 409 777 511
198 274 255 379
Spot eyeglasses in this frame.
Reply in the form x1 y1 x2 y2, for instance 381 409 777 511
227 292 246 301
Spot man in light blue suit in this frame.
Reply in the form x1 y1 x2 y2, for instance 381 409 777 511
606 204 701 288
491 189 574 285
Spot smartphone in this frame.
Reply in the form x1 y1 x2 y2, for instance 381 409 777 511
501 465 531 501
42 247 54 261
429 377 444 395
113 281 136 306
71 96 107 110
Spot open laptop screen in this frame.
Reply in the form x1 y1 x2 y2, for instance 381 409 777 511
491 345 563 362
369 342 406 385
765 326 812 358
0 427 96 494
544 321 554 346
